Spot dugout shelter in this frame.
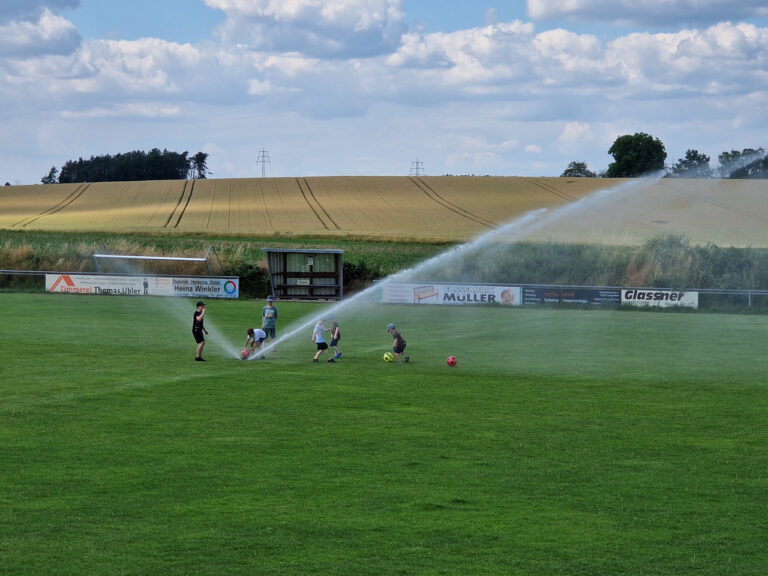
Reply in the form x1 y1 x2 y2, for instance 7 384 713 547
263 248 343 300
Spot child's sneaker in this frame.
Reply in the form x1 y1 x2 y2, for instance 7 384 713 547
328 358 336 363
334 353 342 359
404 355 410 363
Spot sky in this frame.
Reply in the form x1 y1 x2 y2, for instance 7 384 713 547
2 0 768 184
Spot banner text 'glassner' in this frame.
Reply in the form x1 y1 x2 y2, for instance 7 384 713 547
622 290 685 301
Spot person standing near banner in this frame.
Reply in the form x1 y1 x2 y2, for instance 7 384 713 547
192 301 208 361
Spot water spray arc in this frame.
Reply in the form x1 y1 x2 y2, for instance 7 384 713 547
247 175 666 358
250 208 549 358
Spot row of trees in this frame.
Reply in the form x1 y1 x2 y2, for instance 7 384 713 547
35 136 765 184
562 132 768 179
41 149 210 184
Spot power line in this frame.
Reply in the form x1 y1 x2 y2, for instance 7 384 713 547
409 156 424 176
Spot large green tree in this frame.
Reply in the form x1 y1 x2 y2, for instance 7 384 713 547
189 152 211 179
41 166 58 184
606 132 667 177
560 161 597 178
718 148 767 178
670 149 711 178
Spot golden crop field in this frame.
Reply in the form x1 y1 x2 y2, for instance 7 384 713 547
0 176 766 245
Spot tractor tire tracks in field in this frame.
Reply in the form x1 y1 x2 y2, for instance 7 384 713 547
13 183 91 228
410 177 496 229
660 181 768 225
530 178 659 233
527 179 575 203
296 178 339 230
165 179 195 228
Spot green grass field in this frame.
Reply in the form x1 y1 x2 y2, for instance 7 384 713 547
2 293 767 575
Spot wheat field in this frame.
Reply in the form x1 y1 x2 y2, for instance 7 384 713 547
0 176 766 245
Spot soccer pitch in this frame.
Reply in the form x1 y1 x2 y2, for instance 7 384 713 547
2 293 767 575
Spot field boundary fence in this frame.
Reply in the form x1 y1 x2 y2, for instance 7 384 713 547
516 283 768 310
2 271 768 311
0 270 239 299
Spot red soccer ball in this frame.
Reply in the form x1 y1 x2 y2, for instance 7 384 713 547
446 356 457 367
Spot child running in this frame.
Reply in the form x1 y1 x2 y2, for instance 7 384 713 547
386 323 410 364
329 320 342 359
312 319 333 363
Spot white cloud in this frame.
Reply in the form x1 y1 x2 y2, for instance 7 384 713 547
606 22 768 90
60 103 181 119
205 0 407 57
559 122 593 143
4 15 768 125
71 38 203 95
247 79 274 96
527 0 768 26
7 6 763 126
0 9 80 58
389 20 535 69
0 0 79 22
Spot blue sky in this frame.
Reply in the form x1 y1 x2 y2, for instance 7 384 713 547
61 0 225 43
2 0 768 184
62 2 521 41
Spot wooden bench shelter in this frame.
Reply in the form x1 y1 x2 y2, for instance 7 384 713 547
263 248 343 300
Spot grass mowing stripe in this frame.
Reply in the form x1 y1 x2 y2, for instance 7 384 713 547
2 293 767 575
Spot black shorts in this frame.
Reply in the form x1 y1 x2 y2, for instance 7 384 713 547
330 338 340 346
316 342 328 351
393 343 406 354
193 330 205 343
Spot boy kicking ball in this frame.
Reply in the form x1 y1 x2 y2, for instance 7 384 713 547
386 323 410 364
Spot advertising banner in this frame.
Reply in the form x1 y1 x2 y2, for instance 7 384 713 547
379 282 521 305
46 274 239 299
522 287 621 306
621 289 698 309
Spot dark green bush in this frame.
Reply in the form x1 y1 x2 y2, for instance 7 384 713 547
227 263 271 299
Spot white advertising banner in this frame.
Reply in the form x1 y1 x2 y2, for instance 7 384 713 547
621 289 698 309
379 282 521 305
45 274 239 299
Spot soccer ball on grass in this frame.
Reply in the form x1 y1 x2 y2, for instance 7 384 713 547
241 349 250 360
446 356 457 367
383 352 394 363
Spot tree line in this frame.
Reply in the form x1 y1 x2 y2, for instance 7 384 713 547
562 132 768 179
35 136 767 185
41 149 210 184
